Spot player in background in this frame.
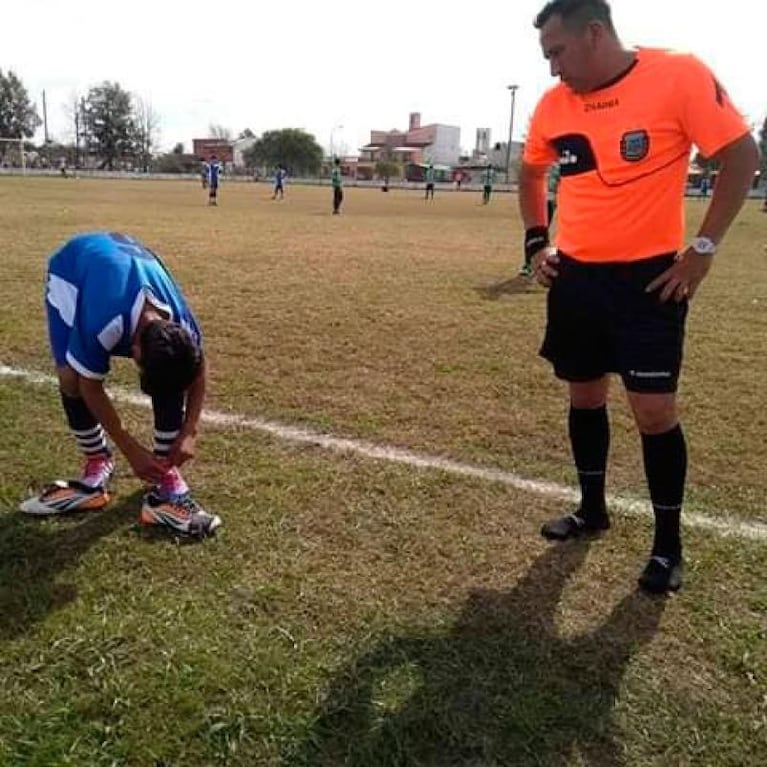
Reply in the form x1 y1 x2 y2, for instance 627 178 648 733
331 157 344 214
482 164 495 204
206 155 223 205
273 165 287 199
424 162 436 200
21 232 221 538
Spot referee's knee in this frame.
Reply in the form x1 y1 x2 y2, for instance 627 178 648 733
568 378 609 409
628 392 678 434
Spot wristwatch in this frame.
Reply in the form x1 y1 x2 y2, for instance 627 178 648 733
690 236 717 256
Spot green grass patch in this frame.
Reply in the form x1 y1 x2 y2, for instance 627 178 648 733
0 179 765 765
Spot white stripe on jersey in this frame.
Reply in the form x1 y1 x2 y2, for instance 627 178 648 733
46 274 78 327
130 288 174 337
65 350 105 380
97 315 124 353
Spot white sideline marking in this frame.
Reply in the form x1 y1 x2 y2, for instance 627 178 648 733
2 363 765 542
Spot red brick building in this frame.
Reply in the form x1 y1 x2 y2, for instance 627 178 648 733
192 138 233 162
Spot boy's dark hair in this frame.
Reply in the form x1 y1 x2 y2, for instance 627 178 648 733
534 0 614 32
138 319 202 397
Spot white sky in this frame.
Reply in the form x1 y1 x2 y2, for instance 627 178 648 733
4 0 764 155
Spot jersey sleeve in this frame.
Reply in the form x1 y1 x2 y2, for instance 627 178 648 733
180 307 203 353
676 54 750 158
523 95 559 166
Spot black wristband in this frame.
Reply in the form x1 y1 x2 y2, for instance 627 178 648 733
524 226 550 260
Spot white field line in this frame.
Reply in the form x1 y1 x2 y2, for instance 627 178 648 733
2 363 765 542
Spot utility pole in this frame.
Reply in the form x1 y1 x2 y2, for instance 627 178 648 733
74 103 80 168
42 90 49 143
505 84 519 184
80 97 88 168
330 123 343 161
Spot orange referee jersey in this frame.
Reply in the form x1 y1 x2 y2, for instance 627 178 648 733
523 48 750 262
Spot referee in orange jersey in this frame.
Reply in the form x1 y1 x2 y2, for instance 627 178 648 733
519 0 760 593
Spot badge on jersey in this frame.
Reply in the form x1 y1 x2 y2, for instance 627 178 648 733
620 130 650 162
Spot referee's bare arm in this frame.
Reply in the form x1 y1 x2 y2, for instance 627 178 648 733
696 133 761 246
518 161 551 230
519 161 559 285
648 134 760 302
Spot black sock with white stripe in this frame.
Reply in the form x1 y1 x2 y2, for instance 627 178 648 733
60 391 110 458
642 424 686 562
569 405 609 520
152 392 185 461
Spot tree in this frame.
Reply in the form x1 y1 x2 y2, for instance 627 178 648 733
208 124 232 140
238 128 255 139
82 82 137 169
133 96 160 172
172 142 184 154
243 128 323 175
759 116 767 187
374 159 401 181
0 69 41 158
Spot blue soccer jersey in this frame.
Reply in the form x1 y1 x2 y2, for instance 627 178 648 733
45 232 202 379
206 160 222 187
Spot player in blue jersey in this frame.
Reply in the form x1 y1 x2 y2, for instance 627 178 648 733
20 232 221 537
205 155 223 205
272 165 287 199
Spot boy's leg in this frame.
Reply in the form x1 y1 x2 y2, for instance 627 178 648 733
58 369 114 488
151 391 188 497
138 391 221 536
20 290 113 514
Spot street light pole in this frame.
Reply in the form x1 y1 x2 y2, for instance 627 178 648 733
330 123 343 161
505 84 519 184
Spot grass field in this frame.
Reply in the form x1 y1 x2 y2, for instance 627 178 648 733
0 177 765 765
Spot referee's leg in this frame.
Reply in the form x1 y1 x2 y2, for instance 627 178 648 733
626 390 686 593
539 258 612 541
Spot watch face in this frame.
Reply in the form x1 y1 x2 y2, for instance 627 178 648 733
692 238 716 255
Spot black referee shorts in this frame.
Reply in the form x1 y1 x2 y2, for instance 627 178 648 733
540 252 688 393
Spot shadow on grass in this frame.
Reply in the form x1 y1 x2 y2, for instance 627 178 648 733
475 275 537 300
0 490 142 640
285 542 666 767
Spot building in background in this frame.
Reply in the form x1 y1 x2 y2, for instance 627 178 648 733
192 138 233 163
232 137 256 169
475 128 491 156
451 131 524 184
356 112 460 180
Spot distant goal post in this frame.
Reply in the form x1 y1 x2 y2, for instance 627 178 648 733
0 137 27 173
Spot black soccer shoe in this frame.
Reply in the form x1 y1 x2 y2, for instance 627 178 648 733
638 555 683 594
541 510 610 541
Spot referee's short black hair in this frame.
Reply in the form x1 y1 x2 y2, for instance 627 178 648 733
138 319 202 397
534 0 615 33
